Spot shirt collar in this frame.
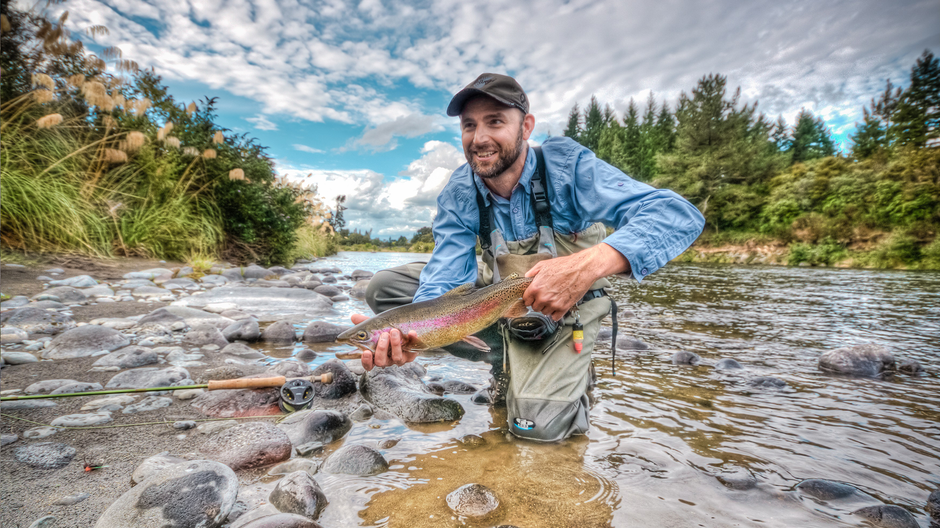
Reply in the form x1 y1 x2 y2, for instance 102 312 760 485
471 145 537 206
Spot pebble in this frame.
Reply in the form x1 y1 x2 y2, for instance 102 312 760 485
27 516 57 528
1 351 39 364
173 421 196 430
1 433 19 446
54 492 90 505
23 426 58 439
268 470 327 519
82 395 140 411
321 444 388 476
1 399 58 410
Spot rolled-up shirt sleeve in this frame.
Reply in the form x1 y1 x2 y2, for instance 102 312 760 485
545 138 705 282
413 173 480 302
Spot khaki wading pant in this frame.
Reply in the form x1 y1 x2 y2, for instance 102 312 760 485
365 262 610 442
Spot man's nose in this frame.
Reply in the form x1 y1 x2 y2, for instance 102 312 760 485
472 126 492 146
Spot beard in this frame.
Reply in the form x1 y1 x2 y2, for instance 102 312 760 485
465 124 525 180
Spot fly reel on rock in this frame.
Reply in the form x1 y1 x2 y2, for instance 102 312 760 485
278 378 316 413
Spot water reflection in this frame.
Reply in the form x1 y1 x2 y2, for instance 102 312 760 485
290 255 940 527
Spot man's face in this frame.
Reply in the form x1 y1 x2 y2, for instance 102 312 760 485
460 96 532 179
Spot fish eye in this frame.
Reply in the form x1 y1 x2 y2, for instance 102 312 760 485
356 331 368 340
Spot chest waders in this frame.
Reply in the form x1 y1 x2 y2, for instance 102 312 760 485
476 147 618 442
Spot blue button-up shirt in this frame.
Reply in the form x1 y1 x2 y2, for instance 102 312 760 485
413 136 705 302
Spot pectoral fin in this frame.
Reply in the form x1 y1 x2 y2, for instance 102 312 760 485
461 335 491 352
503 298 529 318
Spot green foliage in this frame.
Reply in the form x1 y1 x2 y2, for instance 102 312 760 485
787 238 846 266
563 103 581 140
790 108 835 163
0 2 326 264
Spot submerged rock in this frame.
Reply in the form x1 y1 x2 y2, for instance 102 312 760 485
748 376 788 388
818 344 895 377
446 483 499 517
94 460 237 528
797 479 865 500
715 358 744 370
671 351 701 365
360 364 465 423
852 505 919 528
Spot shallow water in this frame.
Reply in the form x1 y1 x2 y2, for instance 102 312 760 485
289 252 940 527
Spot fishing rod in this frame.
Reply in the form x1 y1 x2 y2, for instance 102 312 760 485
0 373 334 413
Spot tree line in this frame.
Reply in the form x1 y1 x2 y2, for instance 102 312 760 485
562 50 939 268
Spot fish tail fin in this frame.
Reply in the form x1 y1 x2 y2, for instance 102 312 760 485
503 297 528 318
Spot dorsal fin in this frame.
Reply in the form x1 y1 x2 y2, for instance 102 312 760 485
504 273 520 280
442 282 476 297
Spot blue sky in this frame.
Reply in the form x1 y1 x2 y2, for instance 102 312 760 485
55 0 940 239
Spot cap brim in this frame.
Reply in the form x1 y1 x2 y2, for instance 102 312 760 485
447 88 519 117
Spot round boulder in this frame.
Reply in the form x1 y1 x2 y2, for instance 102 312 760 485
92 346 159 369
223 319 260 342
202 421 292 471
2 307 76 335
93 460 237 528
852 505 919 528
269 470 327 519
262 321 296 343
818 344 895 377
42 325 130 360
276 409 352 446
715 358 743 370
672 351 701 365
130 453 188 486
184 324 229 348
302 321 348 343
106 367 190 389
796 479 864 500
322 444 388 476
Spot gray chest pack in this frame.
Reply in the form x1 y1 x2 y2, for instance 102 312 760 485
474 146 620 442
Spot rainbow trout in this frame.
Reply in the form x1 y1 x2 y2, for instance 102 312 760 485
336 275 532 353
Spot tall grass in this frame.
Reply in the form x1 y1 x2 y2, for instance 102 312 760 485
290 224 337 259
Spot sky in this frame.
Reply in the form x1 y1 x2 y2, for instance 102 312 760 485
52 0 940 239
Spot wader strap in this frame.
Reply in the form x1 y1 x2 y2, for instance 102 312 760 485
531 146 553 231
476 146 553 252
575 289 616 375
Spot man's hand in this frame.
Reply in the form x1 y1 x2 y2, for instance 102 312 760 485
523 243 630 321
350 314 418 371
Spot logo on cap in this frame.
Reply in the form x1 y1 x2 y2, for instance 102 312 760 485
474 76 495 89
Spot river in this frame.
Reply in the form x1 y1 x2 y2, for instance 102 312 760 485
288 252 940 527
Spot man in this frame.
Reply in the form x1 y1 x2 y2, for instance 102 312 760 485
351 73 704 442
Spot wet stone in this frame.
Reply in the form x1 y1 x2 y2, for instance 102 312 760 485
183 324 229 348
442 380 479 394
50 411 113 427
797 479 864 500
295 442 325 457
94 460 238 528
360 364 465 423
672 351 701 365
457 434 486 449
236 513 322 528
928 488 940 519
311 359 358 400
223 318 260 342
898 359 925 374
852 505 919 528
715 358 744 370
261 321 295 343
1 433 19 446
302 321 348 343
14 442 76 469
748 376 788 388
376 437 400 449
268 359 312 378
322 444 388 476
268 458 320 478
446 483 500 517
277 409 352 446
616 337 650 350
268 470 327 518
818 343 895 377
349 404 373 422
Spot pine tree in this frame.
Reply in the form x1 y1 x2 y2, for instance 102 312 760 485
655 102 676 152
890 49 940 147
771 115 792 153
850 107 887 159
636 93 659 180
621 99 642 177
581 95 605 151
791 108 835 163
603 103 615 125
563 103 582 141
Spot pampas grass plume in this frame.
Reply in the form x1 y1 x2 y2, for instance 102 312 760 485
32 89 55 104
125 131 146 153
165 137 181 149
202 149 217 159
186 102 196 116
31 73 54 89
229 168 245 181
36 113 63 128
105 149 127 163
183 146 199 156
213 131 224 144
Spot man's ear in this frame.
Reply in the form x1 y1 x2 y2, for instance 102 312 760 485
522 113 535 140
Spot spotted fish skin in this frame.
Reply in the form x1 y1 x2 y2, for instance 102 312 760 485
336 276 532 353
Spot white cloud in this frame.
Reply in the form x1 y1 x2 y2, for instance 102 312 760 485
351 112 445 151
293 144 325 154
245 114 278 131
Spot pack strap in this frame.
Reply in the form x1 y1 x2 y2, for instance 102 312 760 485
576 289 617 375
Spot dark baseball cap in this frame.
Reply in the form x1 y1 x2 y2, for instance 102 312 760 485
447 73 529 117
